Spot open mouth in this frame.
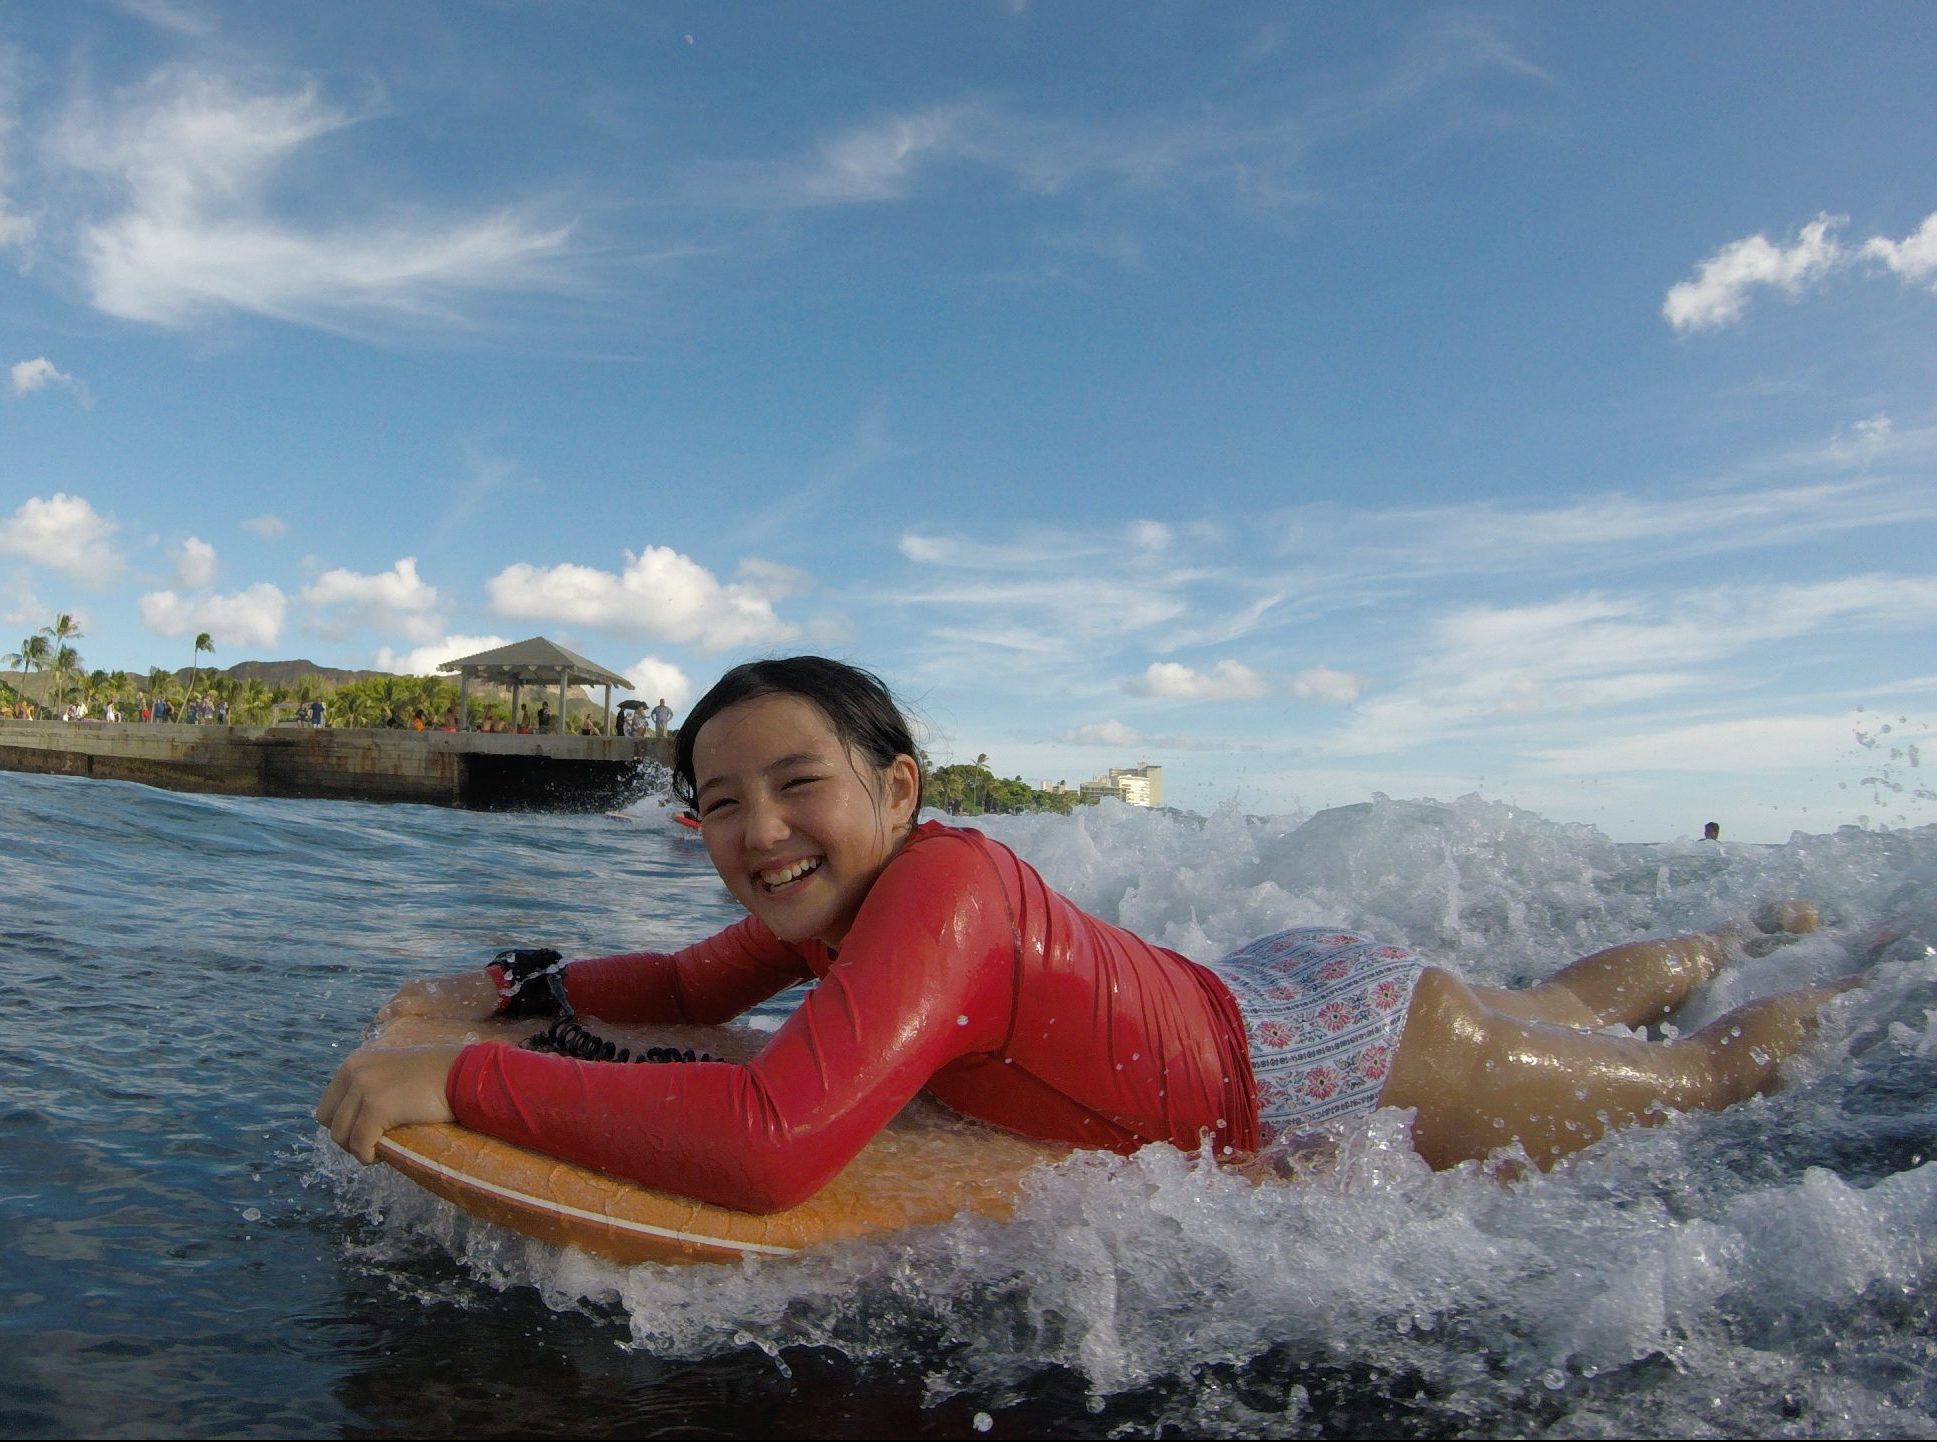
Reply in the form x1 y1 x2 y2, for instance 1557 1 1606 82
759 857 823 892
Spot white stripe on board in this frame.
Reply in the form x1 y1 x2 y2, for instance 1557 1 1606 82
377 1138 797 1257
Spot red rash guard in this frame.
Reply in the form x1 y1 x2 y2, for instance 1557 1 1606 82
446 821 1258 1213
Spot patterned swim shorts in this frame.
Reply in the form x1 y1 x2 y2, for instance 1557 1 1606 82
1203 927 1427 1141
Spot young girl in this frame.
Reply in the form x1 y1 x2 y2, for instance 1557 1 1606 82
317 656 1850 1212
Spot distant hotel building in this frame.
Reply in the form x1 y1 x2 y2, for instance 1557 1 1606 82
1045 762 1163 809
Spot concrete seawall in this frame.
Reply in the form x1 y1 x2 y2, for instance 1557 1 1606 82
0 720 674 811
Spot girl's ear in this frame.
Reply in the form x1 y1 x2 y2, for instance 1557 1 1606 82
883 753 922 825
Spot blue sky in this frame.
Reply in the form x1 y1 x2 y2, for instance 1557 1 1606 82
3 2 1934 841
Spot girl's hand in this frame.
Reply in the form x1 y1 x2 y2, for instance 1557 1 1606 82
314 1045 464 1164
377 970 502 1022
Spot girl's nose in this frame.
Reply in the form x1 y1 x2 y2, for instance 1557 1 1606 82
743 794 790 850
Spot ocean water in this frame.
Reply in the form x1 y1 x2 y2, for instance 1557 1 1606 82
3 767 1936 1439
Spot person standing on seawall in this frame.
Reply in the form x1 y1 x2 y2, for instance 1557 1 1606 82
651 697 674 739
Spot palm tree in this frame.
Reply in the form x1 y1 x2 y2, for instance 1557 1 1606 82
21 635 51 711
38 614 83 708
49 645 81 712
187 632 214 701
239 677 272 724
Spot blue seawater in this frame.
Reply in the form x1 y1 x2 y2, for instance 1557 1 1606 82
3 767 1936 1439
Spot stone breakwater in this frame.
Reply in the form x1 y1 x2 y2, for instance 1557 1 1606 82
0 720 672 811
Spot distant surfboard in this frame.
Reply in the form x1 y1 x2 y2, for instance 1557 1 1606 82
370 1013 1062 1265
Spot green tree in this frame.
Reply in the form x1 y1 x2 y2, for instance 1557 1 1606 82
49 645 81 712
38 614 83 708
187 632 214 701
4 635 50 709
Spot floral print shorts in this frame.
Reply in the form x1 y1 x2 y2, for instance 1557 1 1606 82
1204 927 1426 1141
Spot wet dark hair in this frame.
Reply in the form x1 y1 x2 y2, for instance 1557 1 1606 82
671 656 922 808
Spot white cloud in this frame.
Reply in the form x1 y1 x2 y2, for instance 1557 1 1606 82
619 656 692 710
1665 209 1937 332
1 571 42 626
172 535 216 588
10 357 83 397
1291 666 1362 703
486 545 798 652
795 106 969 204
1862 212 1937 288
374 633 509 677
1318 573 1937 760
1126 659 1269 701
241 514 288 539
300 557 441 641
1058 719 1147 746
0 105 32 251
1129 520 1171 551
53 67 575 331
1663 213 1846 332
138 583 286 648
1532 712 1916 776
734 557 812 601
0 493 123 583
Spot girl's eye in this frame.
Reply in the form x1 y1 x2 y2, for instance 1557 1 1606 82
783 774 822 791
700 797 736 817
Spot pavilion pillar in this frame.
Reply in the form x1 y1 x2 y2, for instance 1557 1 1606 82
458 673 471 730
557 673 567 734
602 684 612 736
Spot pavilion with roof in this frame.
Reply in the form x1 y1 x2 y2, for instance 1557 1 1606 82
438 637 634 735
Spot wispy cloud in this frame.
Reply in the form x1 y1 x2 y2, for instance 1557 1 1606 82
1317 574 1937 759
50 66 577 332
1531 711 1923 776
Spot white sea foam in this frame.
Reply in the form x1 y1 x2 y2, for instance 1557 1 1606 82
327 796 1937 1434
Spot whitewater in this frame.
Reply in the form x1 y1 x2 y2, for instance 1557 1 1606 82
3 766 1934 1438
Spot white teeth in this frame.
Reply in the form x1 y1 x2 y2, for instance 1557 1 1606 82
760 857 821 890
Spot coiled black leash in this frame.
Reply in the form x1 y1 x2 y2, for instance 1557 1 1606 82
493 946 715 1065
520 1016 714 1066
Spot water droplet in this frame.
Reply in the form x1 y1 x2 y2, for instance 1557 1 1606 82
241 1207 261 1222
973 1412 993 1433
956 1014 969 1027
1749 1046 1771 1066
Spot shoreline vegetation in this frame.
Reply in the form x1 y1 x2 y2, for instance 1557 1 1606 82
2 615 1077 817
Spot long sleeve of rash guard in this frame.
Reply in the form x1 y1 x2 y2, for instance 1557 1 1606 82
446 832 1021 1213
553 915 815 1025
447 823 1258 1214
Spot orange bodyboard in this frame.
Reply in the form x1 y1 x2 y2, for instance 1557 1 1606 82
370 1013 1063 1265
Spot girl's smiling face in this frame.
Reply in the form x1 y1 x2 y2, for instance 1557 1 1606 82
692 692 921 948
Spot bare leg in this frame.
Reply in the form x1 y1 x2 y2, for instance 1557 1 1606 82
1474 901 1820 1030
1381 964 1853 1171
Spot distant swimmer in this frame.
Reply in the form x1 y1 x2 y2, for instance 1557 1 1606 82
1703 821 1722 842
322 657 1861 1213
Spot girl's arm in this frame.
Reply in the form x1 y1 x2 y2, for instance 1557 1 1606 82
555 914 813 1023
446 832 1016 1212
376 916 812 1026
